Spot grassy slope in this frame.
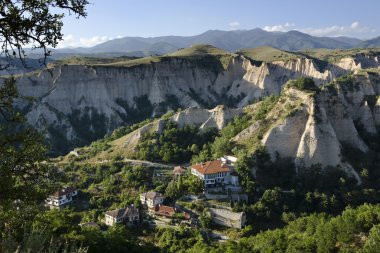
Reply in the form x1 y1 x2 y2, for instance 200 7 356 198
54 117 164 164
300 48 380 63
239 46 302 62
49 44 235 69
46 46 380 70
51 55 138 66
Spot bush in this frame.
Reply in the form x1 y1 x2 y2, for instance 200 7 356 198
287 77 318 92
134 121 218 163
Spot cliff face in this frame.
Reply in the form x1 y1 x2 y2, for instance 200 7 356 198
234 72 380 183
10 52 380 154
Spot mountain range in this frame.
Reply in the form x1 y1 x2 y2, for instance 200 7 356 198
42 28 379 58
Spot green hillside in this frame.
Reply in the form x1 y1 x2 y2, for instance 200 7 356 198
49 44 235 69
239 46 302 62
51 55 138 66
167 44 231 57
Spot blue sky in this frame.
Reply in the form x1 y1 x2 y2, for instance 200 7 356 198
58 0 380 48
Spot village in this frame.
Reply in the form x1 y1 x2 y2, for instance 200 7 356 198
45 155 247 237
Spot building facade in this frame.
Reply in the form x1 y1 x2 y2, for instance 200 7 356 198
140 191 164 209
46 186 78 207
191 160 231 187
208 208 246 229
105 206 140 226
220 155 238 166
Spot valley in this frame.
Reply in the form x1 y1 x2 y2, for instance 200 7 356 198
3 35 380 253
34 45 380 252
3 1 380 252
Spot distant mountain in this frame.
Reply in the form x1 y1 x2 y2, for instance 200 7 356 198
0 57 52 75
49 28 369 57
359 36 380 48
331 36 363 47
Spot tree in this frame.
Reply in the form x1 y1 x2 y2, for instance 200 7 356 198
235 153 255 195
199 209 211 229
362 224 380 253
0 77 54 207
185 175 204 195
0 0 88 70
165 180 182 200
0 0 89 249
0 0 88 205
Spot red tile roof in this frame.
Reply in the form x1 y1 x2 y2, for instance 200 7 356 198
191 160 230 175
155 205 175 217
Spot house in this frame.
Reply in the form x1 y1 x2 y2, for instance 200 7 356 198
173 166 187 176
208 208 246 229
220 155 238 166
151 204 190 220
105 205 139 226
46 186 77 207
140 191 164 209
191 160 231 187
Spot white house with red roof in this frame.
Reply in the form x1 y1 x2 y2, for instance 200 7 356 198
46 186 77 207
191 160 232 187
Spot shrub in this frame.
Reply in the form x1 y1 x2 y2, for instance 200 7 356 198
287 77 318 92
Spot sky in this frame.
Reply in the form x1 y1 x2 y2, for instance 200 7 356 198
57 0 380 48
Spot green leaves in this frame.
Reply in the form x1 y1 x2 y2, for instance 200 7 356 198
134 121 218 163
0 0 88 69
0 78 54 207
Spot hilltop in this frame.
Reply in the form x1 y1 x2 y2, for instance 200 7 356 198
238 46 301 62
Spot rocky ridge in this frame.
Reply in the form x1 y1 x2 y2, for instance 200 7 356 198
233 71 380 182
7 46 380 154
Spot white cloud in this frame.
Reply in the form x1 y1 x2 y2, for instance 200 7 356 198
351 21 359 29
262 21 376 39
57 34 77 48
228 21 240 30
263 22 294 32
57 35 112 48
300 21 376 38
79 36 110 47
